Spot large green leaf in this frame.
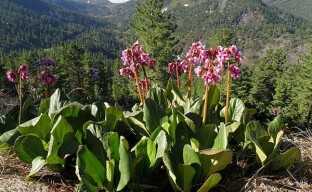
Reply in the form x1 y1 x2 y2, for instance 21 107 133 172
26 156 47 180
147 87 168 110
267 130 284 162
165 79 185 105
183 144 201 166
117 137 131 191
199 149 233 178
103 132 120 161
143 98 168 135
101 107 123 131
268 147 301 171
154 130 168 159
76 145 106 189
244 121 267 149
213 123 228 150
184 98 203 115
207 85 220 111
46 116 78 165
0 115 17 134
17 114 51 141
91 101 107 121
48 89 70 117
195 124 217 149
249 131 268 165
198 173 222 192
220 98 245 122
51 102 83 121
163 152 181 192
177 164 196 192
14 135 47 164
268 115 283 139
38 98 50 115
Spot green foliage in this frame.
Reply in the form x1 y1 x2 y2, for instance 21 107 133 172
132 0 177 87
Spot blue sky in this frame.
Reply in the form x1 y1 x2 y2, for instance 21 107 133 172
108 0 130 3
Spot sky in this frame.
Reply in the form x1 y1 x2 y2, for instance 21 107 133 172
108 0 130 3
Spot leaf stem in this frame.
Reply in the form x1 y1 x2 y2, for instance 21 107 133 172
18 75 22 125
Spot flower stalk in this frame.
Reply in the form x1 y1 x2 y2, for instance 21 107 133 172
202 85 209 125
225 61 231 123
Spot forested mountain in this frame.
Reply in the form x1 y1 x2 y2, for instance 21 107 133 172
262 0 312 20
0 0 119 57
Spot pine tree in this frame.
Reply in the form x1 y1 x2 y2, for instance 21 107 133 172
131 0 176 88
249 49 286 118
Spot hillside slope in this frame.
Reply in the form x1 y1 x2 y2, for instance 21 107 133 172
0 0 115 53
262 0 312 20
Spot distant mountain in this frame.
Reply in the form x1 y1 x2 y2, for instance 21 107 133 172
0 0 119 57
262 0 312 20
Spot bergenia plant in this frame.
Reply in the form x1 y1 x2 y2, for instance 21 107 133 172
35 59 57 98
217 45 242 123
120 41 156 103
6 65 29 124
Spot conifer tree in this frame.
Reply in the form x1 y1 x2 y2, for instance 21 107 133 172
249 49 285 118
131 0 176 88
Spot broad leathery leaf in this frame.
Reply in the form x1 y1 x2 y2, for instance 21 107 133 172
244 121 267 149
213 123 228 150
163 152 181 192
103 132 120 161
198 173 222 192
106 159 115 192
177 164 196 192
14 135 47 164
91 101 107 121
124 110 149 136
143 98 168 135
76 145 106 189
46 116 76 165
165 79 185 105
38 98 50 115
0 115 17 134
147 87 168 110
184 97 203 115
17 114 51 141
267 130 284 162
207 85 220 111
48 89 70 117
51 102 83 122
0 128 20 149
268 147 301 171
226 122 241 133
190 138 200 152
195 124 217 149
249 131 267 165
199 149 232 178
154 130 168 159
117 137 131 191
103 107 123 131
25 156 47 180
220 98 245 122
183 144 201 166
268 115 283 139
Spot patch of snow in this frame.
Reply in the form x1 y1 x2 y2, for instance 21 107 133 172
184 4 189 7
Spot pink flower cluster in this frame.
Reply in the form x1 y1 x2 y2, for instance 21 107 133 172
38 70 57 85
120 41 156 78
167 56 187 74
6 65 29 83
168 42 243 86
36 58 57 85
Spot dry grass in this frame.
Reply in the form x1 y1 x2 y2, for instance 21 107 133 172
0 149 78 192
